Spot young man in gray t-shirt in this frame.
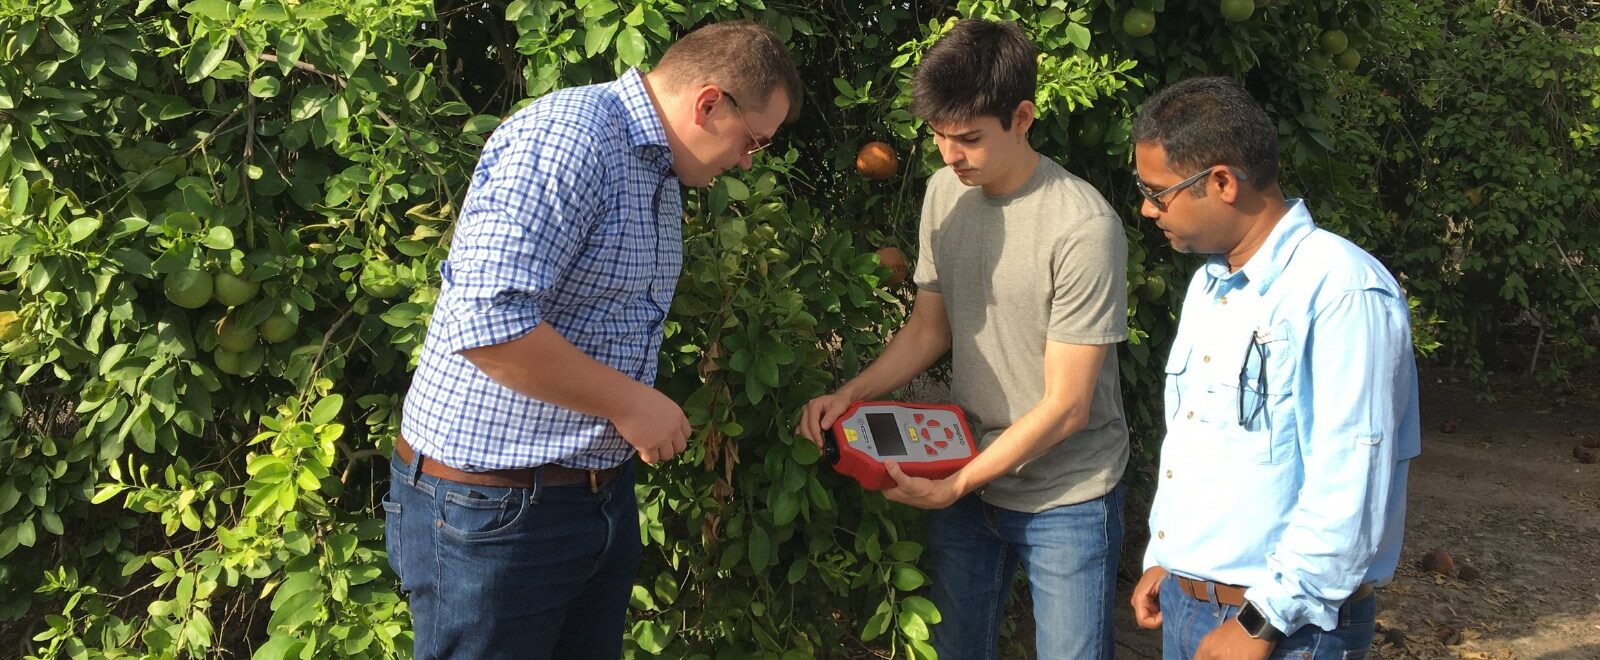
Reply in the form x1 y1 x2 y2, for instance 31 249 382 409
796 19 1129 660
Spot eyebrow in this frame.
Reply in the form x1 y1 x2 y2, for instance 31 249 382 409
934 128 982 140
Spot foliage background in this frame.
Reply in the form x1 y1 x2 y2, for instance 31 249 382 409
0 0 1594 657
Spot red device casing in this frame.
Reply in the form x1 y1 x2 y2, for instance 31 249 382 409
825 401 978 491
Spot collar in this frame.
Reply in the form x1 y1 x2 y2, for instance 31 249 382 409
612 68 671 154
1202 198 1317 295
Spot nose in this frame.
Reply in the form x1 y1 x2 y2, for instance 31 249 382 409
939 142 963 167
1140 197 1161 220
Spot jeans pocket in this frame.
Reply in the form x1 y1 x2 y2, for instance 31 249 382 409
436 483 529 542
381 491 404 585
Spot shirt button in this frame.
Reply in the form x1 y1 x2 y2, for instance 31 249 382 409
1158 531 1165 540
1166 469 1174 479
1186 411 1195 420
1203 355 1211 364
1220 296 1229 305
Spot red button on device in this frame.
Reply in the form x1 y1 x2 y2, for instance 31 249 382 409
927 419 941 427
935 441 948 449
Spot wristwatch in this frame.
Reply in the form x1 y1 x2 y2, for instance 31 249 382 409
1235 601 1285 642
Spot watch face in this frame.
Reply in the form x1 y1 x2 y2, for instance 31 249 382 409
1237 604 1266 633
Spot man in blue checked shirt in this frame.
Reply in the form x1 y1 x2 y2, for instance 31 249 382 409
385 21 800 659
1127 77 1421 660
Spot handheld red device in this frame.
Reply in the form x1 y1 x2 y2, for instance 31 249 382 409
822 401 978 491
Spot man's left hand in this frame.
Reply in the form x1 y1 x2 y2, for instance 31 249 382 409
881 461 963 509
1194 617 1273 660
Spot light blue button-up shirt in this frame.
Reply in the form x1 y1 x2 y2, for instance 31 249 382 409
1144 200 1422 636
400 69 682 471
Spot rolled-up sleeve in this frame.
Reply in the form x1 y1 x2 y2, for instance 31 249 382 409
433 121 605 355
1244 289 1409 635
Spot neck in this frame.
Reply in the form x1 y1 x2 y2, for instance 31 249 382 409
640 71 684 160
982 148 1041 197
1224 189 1291 272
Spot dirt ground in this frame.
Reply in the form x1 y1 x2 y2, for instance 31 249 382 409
1113 367 1600 659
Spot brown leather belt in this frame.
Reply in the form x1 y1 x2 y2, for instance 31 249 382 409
1175 575 1374 608
394 435 622 492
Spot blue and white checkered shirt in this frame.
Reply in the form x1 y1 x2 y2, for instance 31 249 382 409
400 68 682 470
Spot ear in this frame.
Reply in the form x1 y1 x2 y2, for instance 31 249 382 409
691 85 722 128
1012 100 1037 135
1214 167 1245 204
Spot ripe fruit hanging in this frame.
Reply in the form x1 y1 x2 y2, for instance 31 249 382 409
1319 29 1349 55
213 271 260 307
875 247 909 286
855 142 898 181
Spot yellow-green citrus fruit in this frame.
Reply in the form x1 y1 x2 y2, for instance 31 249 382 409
1122 9 1156 38
1306 50 1331 69
1074 120 1105 147
1142 275 1168 300
213 272 260 307
1335 47 1361 70
216 319 258 352
260 313 298 344
1220 0 1254 22
1319 29 1349 55
0 311 21 342
214 348 243 375
163 269 213 309
360 261 406 299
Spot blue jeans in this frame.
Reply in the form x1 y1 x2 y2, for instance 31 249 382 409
1158 573 1376 659
383 453 641 660
927 483 1125 660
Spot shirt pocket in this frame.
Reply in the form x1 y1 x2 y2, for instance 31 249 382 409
1163 340 1191 426
1217 320 1299 465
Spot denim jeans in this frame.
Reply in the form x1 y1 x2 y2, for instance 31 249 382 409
1157 573 1376 660
383 453 641 660
927 483 1125 660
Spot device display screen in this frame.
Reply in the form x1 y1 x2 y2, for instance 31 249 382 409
865 412 908 457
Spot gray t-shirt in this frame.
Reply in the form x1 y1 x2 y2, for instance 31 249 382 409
913 156 1130 512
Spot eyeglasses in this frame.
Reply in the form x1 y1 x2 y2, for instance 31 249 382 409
721 92 773 157
1238 330 1267 427
1134 166 1248 213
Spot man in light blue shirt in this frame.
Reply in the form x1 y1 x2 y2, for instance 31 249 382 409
1127 77 1421 660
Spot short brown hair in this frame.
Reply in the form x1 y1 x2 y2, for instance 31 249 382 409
653 20 803 123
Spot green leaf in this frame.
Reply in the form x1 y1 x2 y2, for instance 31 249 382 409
250 76 282 98
184 0 239 21
184 36 230 82
201 225 234 250
310 395 343 425
892 564 926 591
583 21 619 57
66 217 101 244
106 46 137 80
1065 23 1092 51
747 525 772 572
462 115 501 135
47 19 79 56
615 27 646 67
724 178 750 201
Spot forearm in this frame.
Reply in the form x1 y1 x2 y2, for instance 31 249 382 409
949 396 1087 496
461 323 646 420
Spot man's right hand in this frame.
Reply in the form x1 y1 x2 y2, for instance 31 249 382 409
795 391 856 449
1132 566 1168 629
613 387 692 464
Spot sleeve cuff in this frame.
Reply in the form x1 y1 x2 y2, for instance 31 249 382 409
1243 583 1335 637
437 298 544 355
